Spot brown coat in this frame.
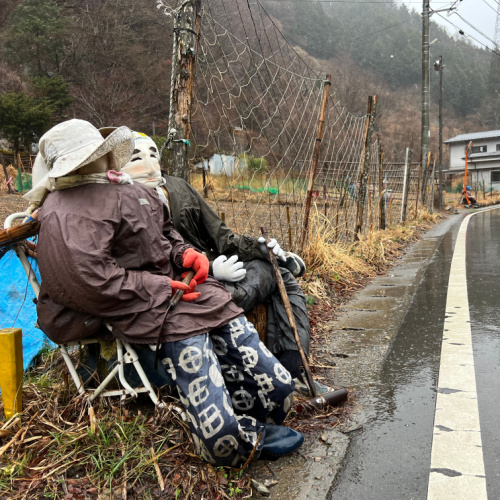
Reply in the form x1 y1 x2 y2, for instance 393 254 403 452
36 182 242 344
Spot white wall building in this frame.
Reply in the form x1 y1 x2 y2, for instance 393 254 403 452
194 154 237 175
445 130 500 191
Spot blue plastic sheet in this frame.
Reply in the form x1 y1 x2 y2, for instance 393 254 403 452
0 249 55 372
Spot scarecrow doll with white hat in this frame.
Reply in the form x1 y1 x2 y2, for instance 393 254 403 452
26 119 304 466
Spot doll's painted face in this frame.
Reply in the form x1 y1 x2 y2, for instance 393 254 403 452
122 132 162 188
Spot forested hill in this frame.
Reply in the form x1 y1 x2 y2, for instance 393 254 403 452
264 0 491 119
0 0 497 156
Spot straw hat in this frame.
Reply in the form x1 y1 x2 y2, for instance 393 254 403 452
25 119 133 206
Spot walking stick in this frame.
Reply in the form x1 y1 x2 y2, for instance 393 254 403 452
153 269 196 369
260 227 317 397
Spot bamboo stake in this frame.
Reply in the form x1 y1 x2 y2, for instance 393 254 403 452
300 75 331 253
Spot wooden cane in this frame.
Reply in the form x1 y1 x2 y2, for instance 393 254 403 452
260 227 317 397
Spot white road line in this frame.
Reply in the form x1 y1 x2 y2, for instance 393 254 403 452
427 208 500 500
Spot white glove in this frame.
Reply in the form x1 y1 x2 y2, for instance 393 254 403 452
258 237 286 262
212 255 246 282
282 252 306 277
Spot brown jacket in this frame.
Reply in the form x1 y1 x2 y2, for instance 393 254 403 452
37 182 242 344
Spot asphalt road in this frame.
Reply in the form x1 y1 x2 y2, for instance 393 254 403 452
328 207 500 500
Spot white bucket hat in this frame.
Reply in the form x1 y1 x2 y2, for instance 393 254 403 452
25 119 133 206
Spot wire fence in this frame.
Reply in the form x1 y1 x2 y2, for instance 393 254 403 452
162 0 436 251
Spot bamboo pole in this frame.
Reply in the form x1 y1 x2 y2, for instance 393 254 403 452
355 95 378 241
300 75 332 253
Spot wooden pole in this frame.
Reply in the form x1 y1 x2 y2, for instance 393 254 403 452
202 167 208 198
415 156 423 220
286 205 292 249
167 0 201 181
300 75 332 253
355 95 378 241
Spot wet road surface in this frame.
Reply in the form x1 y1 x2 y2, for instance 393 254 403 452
328 207 500 500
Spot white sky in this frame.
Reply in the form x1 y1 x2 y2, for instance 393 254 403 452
397 0 498 50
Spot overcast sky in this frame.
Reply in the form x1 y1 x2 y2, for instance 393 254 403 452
397 0 498 50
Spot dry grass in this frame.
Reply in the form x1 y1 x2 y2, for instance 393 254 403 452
301 205 443 296
0 350 252 500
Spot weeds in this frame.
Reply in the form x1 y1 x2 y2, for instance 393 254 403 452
301 204 443 296
0 350 252 499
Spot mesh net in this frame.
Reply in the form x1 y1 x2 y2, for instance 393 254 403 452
158 0 434 249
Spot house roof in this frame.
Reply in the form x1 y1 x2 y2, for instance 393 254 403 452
468 150 500 160
444 130 500 144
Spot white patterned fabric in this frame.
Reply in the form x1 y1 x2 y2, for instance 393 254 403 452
159 315 294 466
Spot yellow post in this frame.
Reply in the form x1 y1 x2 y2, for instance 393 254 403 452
0 328 23 419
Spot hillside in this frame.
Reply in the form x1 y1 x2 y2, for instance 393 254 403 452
0 0 497 162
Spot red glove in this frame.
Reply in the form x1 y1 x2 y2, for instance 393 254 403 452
182 248 209 284
169 278 201 302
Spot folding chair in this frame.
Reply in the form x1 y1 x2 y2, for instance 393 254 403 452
3 211 167 408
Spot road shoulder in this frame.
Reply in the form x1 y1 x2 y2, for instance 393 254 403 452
250 213 464 499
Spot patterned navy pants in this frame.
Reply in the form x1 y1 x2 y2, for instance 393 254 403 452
159 315 294 467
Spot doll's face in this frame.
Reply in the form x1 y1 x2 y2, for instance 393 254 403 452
122 134 162 188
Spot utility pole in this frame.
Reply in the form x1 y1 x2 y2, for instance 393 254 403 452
168 0 201 181
434 55 444 209
421 0 430 176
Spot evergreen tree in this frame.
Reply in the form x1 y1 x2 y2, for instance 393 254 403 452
4 0 65 77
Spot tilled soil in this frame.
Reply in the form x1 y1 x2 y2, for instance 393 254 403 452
0 193 29 226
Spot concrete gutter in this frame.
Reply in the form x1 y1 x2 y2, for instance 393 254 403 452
249 213 464 499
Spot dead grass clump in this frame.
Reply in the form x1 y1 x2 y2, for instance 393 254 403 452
353 209 441 269
302 211 374 285
302 206 444 295
0 165 17 191
0 349 251 499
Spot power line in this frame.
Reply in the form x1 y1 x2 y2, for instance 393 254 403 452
435 11 500 57
480 0 498 15
452 11 497 48
350 18 414 42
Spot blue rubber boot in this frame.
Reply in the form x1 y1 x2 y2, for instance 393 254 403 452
259 424 304 461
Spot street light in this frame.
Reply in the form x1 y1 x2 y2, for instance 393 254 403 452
434 55 444 209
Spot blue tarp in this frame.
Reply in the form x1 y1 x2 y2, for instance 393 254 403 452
0 249 55 371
